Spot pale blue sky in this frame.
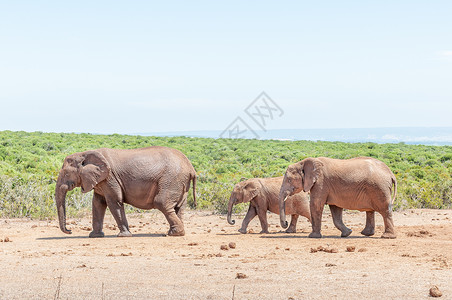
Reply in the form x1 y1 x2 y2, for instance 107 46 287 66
0 1 451 134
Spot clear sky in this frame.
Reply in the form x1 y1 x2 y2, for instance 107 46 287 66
1 1 451 134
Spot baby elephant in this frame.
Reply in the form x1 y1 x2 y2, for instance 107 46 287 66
227 177 311 234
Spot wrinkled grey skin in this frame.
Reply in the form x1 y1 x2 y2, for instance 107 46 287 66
227 177 311 234
279 157 397 239
55 147 196 237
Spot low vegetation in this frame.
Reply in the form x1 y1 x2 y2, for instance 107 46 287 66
0 130 451 219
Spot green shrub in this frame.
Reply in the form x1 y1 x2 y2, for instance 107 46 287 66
0 130 451 218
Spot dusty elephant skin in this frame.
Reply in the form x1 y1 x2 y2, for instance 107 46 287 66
279 157 397 239
227 177 311 234
55 146 197 237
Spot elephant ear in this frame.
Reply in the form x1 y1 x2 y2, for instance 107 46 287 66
301 158 323 192
79 151 110 193
243 181 259 203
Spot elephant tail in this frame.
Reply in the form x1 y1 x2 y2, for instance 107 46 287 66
391 174 397 205
192 173 197 208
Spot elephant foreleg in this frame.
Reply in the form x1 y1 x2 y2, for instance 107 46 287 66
256 207 269 234
90 193 107 238
107 198 132 237
286 214 299 233
361 211 376 236
239 205 257 234
309 195 327 238
329 205 352 237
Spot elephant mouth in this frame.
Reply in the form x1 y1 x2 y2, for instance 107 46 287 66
66 182 76 191
292 187 302 195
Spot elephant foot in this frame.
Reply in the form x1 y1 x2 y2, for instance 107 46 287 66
238 228 247 234
89 231 105 238
381 232 397 239
285 227 296 233
341 228 352 237
117 230 133 237
360 229 375 236
308 232 322 238
259 230 269 234
168 228 185 236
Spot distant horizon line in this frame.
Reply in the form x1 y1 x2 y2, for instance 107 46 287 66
133 127 452 146
143 126 452 134
1 126 452 136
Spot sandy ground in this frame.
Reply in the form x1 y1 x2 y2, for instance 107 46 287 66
1 209 451 300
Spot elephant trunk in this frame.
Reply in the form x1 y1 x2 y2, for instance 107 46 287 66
279 189 289 229
227 197 235 225
55 179 71 234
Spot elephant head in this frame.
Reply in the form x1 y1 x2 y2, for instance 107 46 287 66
227 179 259 225
55 150 110 234
279 158 322 228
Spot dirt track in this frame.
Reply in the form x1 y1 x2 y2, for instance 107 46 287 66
1 209 451 299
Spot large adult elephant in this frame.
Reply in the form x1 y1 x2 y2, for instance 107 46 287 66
279 157 397 239
227 177 311 234
55 147 196 237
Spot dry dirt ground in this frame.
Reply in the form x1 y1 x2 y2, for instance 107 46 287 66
1 209 451 299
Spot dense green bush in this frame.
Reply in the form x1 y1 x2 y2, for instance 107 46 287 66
0 130 451 219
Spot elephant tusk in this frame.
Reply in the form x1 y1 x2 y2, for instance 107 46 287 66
283 195 289 202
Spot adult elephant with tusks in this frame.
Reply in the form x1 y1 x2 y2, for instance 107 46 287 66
279 157 397 239
55 146 196 237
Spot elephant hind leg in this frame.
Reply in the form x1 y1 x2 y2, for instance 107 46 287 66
329 205 352 237
175 192 188 225
380 209 396 239
155 192 185 237
361 211 376 236
285 214 299 233
164 211 185 236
